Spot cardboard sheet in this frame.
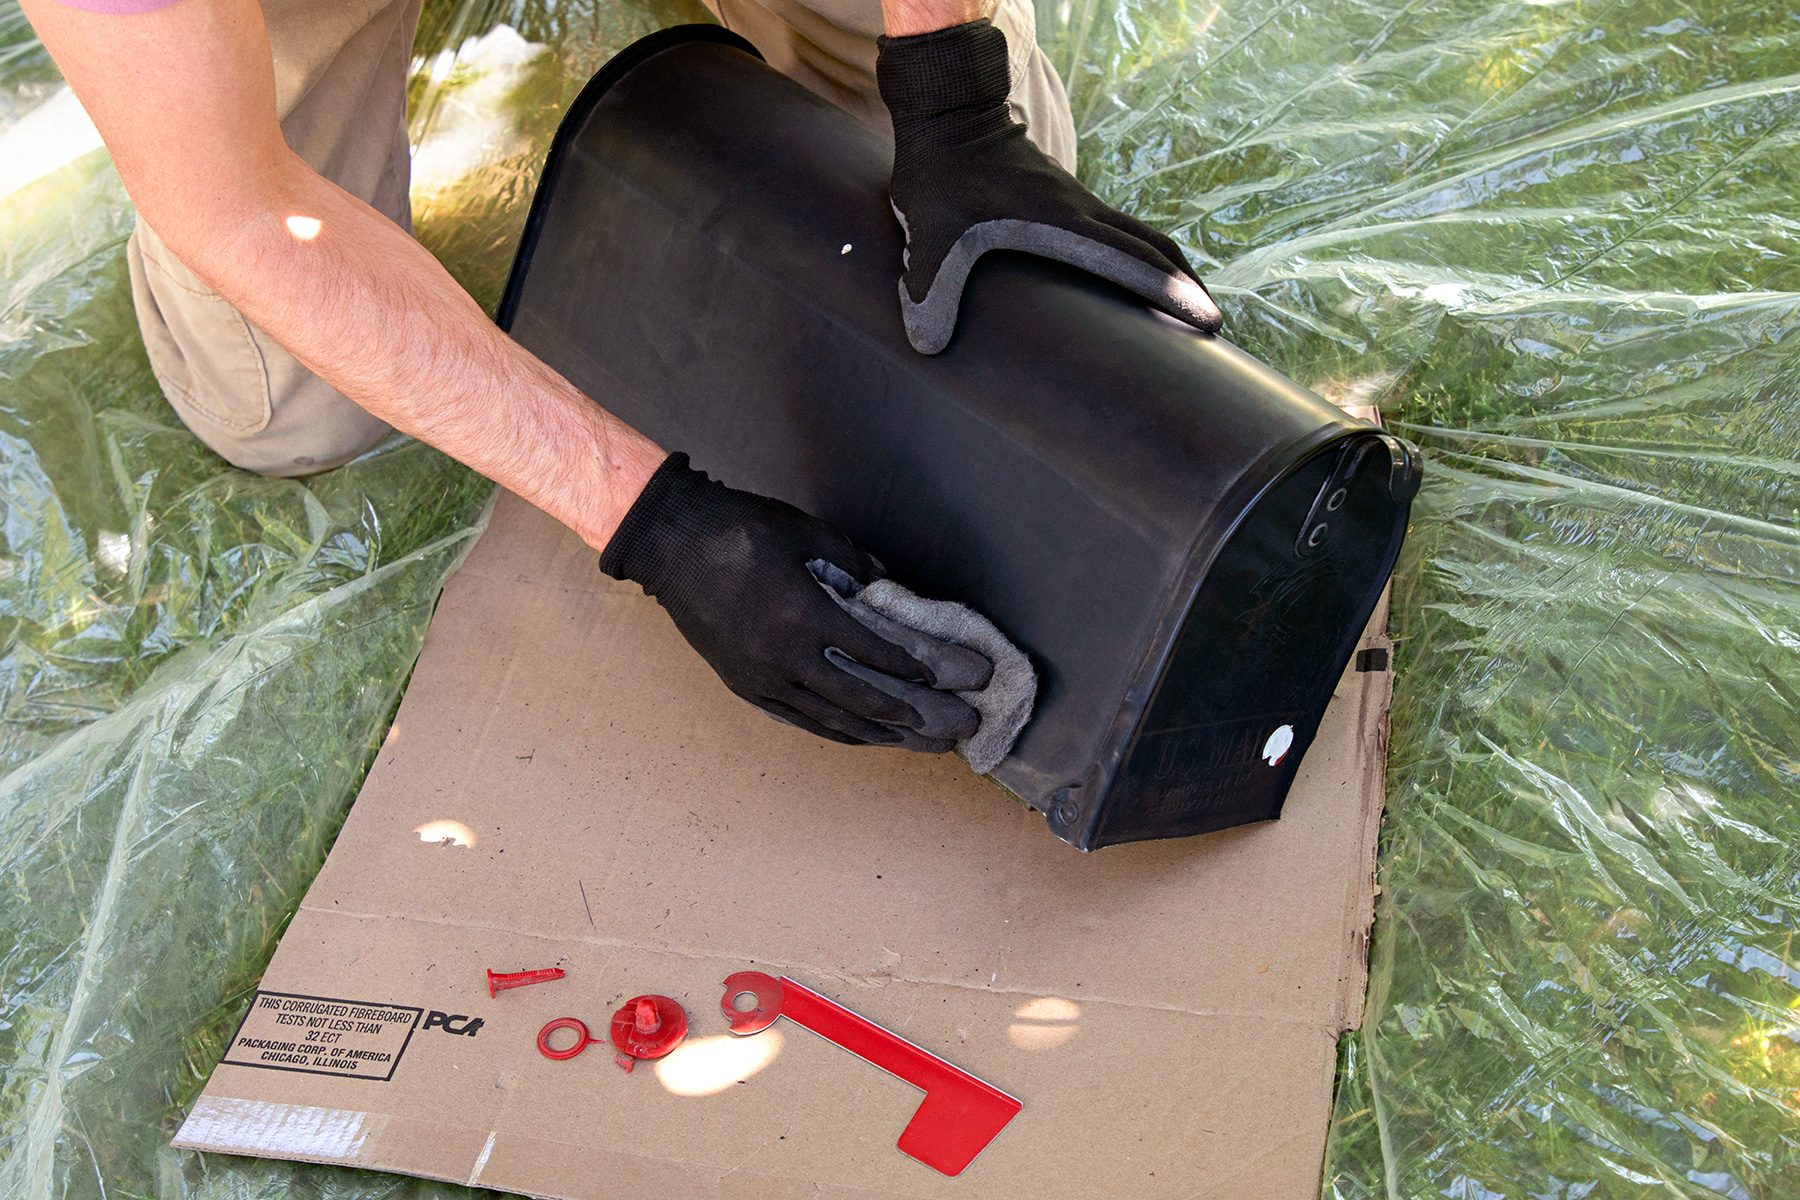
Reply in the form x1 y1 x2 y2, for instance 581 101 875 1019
176 487 1393 1199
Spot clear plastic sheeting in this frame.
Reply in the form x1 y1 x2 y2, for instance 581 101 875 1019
1046 0 1799 1195
0 1 1794 1199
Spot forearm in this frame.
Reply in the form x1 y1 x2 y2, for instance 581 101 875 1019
880 0 992 37
168 154 661 550
20 0 659 549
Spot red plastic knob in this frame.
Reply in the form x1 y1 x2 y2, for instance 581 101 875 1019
609 994 687 1072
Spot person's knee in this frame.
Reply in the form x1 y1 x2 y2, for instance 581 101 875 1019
129 226 394 478
990 0 1077 172
153 341 394 478
216 392 395 478
703 0 1077 171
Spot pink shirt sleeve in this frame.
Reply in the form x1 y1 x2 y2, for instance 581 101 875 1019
54 0 185 12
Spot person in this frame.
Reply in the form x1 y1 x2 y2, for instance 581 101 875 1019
20 0 1221 752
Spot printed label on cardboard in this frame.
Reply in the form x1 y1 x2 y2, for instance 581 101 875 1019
220 991 422 1082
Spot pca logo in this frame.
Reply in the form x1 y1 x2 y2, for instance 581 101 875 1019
423 1010 485 1037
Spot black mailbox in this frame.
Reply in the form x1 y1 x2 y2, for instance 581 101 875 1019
499 26 1419 849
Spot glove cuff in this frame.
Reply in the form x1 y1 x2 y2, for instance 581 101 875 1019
598 451 722 594
877 19 1011 125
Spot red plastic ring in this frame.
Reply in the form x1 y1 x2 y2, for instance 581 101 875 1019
537 1016 597 1060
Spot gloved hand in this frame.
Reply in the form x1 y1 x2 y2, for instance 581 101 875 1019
600 453 990 751
876 18 1223 355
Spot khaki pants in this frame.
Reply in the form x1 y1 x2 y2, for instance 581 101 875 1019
129 0 1078 477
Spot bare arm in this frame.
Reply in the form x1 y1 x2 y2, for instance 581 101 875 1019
880 0 991 36
20 0 663 551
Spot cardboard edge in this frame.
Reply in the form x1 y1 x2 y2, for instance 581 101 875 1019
1327 396 1395 1037
174 1094 500 1189
1332 598 1394 1036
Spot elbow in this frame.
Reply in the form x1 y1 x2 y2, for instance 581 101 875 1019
132 152 320 291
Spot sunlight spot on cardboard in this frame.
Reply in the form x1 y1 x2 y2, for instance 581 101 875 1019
414 819 477 848
653 1030 784 1096
1015 997 1080 1020
1008 997 1081 1050
285 215 323 241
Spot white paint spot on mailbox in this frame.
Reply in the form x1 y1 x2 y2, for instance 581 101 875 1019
1262 724 1295 766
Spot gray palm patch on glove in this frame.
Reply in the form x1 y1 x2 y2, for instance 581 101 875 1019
894 208 1224 355
877 19 1223 355
600 453 987 752
811 561 1038 773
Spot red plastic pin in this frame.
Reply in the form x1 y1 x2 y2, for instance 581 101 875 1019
608 994 688 1072
487 966 566 996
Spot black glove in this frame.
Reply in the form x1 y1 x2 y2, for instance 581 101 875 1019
876 19 1223 354
600 453 987 751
